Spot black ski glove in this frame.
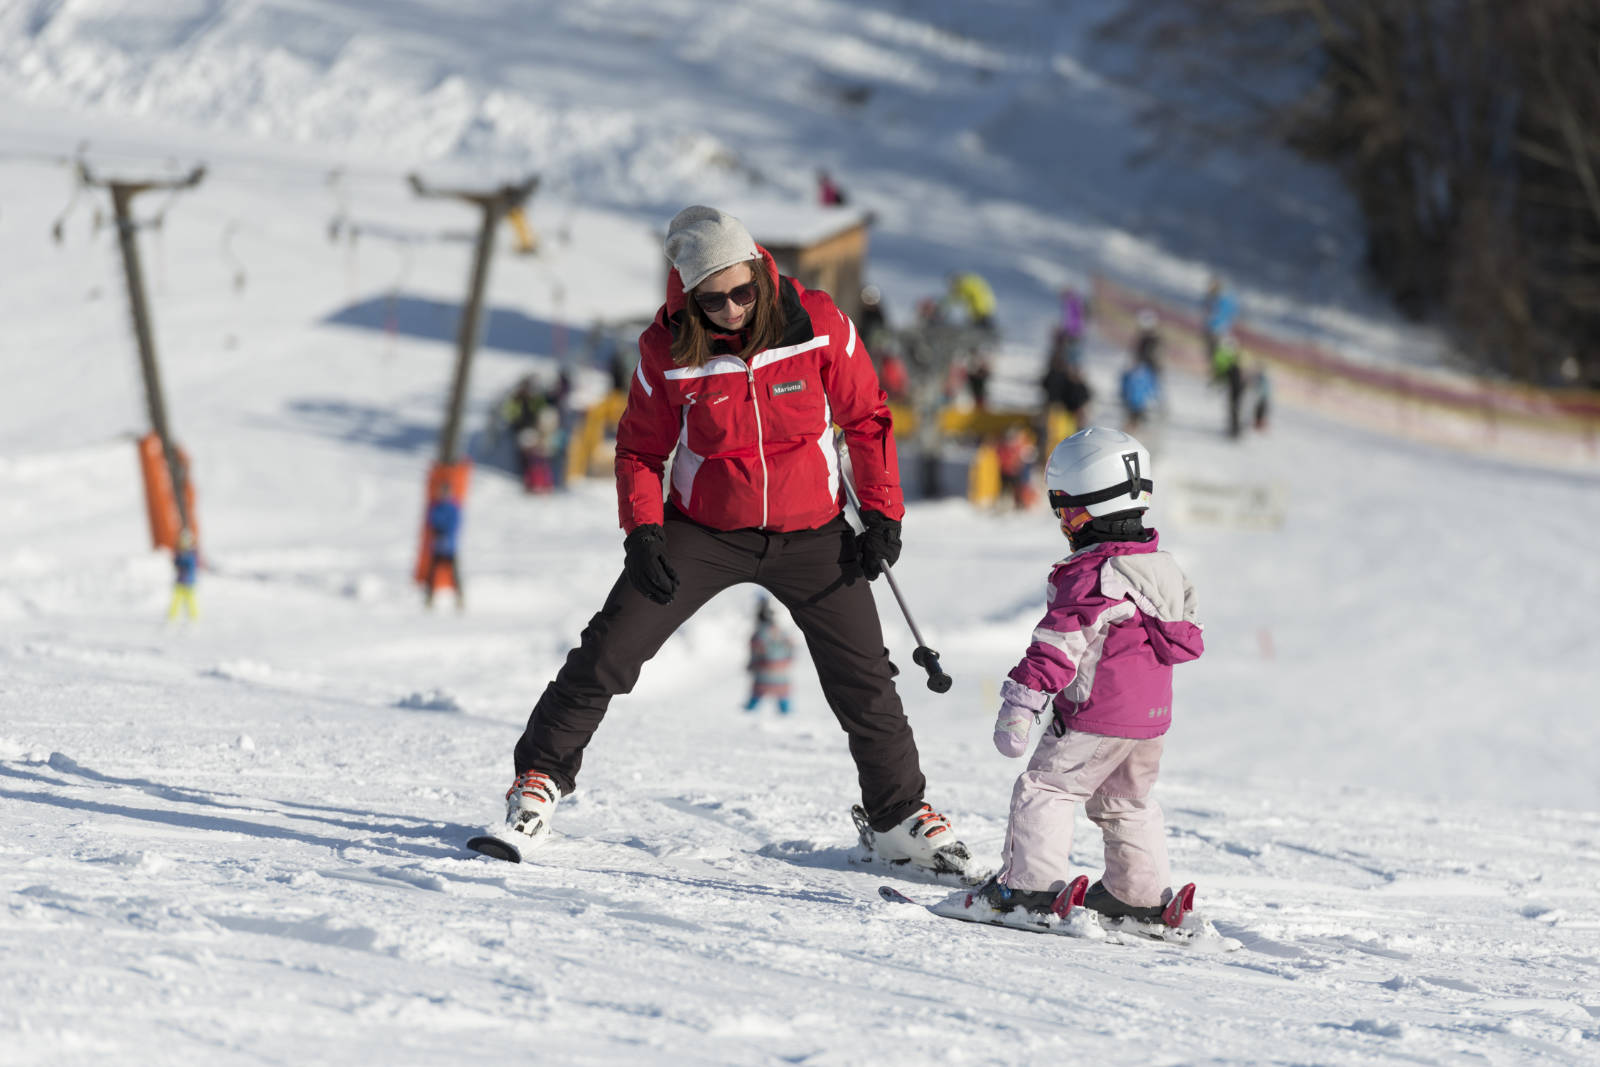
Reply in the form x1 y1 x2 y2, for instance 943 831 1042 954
855 510 902 580
624 524 679 604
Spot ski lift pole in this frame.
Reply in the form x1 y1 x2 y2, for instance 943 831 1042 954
838 463 953 694
407 173 539 465
405 173 537 599
81 162 206 542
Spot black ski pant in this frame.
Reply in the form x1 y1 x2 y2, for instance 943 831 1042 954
514 512 927 832
1225 364 1245 439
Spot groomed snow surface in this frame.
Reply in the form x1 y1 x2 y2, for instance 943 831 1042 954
3 2 1599 1064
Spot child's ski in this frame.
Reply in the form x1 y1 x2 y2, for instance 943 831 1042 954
879 880 1240 951
878 876 1102 938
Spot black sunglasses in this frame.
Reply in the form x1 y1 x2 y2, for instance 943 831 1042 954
693 281 759 314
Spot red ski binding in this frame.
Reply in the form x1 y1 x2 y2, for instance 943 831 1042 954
1161 882 1196 927
1050 875 1089 919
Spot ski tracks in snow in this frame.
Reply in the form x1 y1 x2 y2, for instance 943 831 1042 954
2 565 1598 1061
6 737 1598 1063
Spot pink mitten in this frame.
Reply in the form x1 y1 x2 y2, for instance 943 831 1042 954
993 679 1052 757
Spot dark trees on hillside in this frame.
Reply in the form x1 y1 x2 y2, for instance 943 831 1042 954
1099 0 1600 387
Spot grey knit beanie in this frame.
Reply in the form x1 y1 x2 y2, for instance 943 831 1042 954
664 206 759 291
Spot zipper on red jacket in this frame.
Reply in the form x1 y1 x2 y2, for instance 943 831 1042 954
745 362 769 526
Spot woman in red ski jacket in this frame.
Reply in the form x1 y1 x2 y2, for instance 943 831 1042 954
502 206 972 878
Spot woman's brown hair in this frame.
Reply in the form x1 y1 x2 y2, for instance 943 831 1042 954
670 259 787 367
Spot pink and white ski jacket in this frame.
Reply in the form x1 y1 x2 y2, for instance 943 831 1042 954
1007 534 1204 739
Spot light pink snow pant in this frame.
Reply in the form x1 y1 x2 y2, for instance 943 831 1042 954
998 730 1171 907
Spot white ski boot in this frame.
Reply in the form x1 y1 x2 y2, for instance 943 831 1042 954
852 802 975 880
505 769 562 842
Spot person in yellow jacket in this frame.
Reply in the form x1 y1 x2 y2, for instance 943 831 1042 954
1210 333 1247 439
946 272 997 330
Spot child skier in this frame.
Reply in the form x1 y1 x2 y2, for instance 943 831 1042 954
968 427 1204 924
166 528 199 622
423 481 464 610
745 599 795 714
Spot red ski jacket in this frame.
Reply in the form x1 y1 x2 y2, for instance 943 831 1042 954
616 248 904 534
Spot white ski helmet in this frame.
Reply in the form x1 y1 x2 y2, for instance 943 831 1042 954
1045 427 1153 517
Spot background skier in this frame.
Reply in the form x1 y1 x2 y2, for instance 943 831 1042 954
994 426 1038 511
423 481 463 610
745 599 795 715
1041 346 1092 428
816 169 847 206
945 271 997 331
1201 275 1237 362
1119 352 1159 432
1211 333 1247 439
166 528 199 622
1250 358 1272 431
1056 286 1089 367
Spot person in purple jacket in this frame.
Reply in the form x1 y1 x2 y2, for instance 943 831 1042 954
971 427 1204 922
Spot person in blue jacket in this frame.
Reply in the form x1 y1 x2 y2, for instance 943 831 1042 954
424 482 464 610
166 528 199 622
1201 275 1237 361
1120 356 1159 432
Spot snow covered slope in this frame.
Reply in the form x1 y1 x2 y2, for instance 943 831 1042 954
0 0 1421 356
2 2 1598 1064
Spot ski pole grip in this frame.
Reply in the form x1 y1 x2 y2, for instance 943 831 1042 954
912 646 953 693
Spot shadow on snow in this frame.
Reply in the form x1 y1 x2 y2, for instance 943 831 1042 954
0 755 479 862
322 292 577 359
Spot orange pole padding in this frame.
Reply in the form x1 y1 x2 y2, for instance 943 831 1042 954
137 433 198 551
414 460 472 589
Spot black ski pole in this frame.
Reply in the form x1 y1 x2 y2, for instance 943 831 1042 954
839 467 953 694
